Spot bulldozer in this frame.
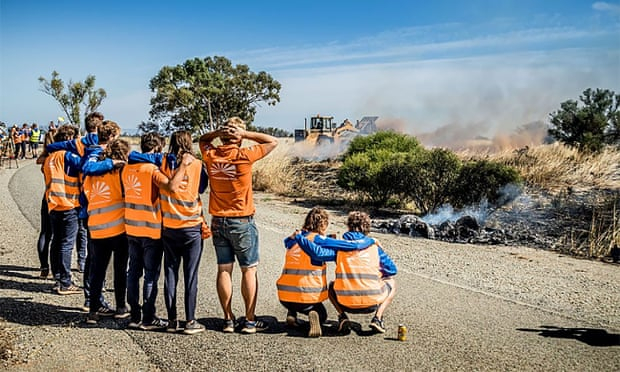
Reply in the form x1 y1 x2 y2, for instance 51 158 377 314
294 114 378 148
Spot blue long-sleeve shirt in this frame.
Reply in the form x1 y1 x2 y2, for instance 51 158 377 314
293 231 397 277
129 151 163 166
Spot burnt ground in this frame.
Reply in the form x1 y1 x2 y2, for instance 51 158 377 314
290 160 620 261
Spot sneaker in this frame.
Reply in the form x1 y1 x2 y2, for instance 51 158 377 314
369 316 386 333
51 280 61 292
337 313 350 334
141 318 168 331
308 310 322 338
96 306 115 317
286 311 299 328
86 312 100 324
241 319 268 334
39 268 49 279
183 320 205 335
222 319 236 333
81 300 90 313
57 284 82 295
128 320 142 329
166 319 180 333
114 307 130 319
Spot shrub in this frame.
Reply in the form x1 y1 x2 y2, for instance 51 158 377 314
452 160 522 208
343 130 421 159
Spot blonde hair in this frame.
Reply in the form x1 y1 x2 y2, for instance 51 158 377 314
224 116 246 130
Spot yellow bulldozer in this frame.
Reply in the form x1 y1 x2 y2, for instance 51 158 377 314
294 114 378 148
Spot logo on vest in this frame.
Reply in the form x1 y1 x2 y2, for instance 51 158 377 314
125 174 142 196
90 180 111 201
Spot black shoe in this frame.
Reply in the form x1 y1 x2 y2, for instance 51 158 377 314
166 320 180 333
140 317 168 331
86 312 100 324
39 268 49 279
241 319 268 334
337 313 350 334
114 307 130 319
96 306 115 317
369 316 386 333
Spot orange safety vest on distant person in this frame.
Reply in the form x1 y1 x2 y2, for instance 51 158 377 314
43 151 80 212
159 156 203 229
122 162 162 239
83 170 125 239
333 244 388 309
276 233 328 304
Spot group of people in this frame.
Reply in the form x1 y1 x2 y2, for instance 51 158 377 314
36 112 397 338
4 122 43 159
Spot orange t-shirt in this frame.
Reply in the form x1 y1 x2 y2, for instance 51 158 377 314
200 143 267 217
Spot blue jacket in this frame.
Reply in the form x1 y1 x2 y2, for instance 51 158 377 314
162 153 209 194
294 231 397 277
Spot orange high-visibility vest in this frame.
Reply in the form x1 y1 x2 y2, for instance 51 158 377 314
83 170 125 239
333 244 388 309
43 151 80 212
159 156 202 229
122 162 162 239
276 233 328 304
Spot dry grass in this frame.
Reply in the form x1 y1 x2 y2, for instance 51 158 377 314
252 138 299 195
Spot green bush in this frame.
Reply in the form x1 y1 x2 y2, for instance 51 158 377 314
343 130 421 159
452 160 522 208
402 148 461 214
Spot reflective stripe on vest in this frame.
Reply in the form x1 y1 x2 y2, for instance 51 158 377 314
84 170 125 239
159 157 202 229
122 162 162 239
333 244 388 309
43 152 80 212
276 233 328 303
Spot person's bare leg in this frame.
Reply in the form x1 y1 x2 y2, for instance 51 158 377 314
240 266 257 321
375 278 396 319
216 263 235 320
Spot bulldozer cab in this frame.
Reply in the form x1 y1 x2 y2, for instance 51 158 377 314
309 115 334 133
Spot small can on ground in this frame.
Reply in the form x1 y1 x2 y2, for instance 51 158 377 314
397 324 407 341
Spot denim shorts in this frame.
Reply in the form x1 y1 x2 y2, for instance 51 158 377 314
211 216 259 267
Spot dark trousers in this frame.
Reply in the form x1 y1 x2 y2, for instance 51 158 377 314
89 234 128 311
280 301 328 324
127 236 164 324
162 225 202 321
37 198 52 270
76 218 88 272
49 208 78 287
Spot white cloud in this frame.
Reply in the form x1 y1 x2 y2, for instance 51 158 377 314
593 2 620 15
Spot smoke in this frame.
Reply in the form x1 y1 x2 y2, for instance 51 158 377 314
422 183 523 225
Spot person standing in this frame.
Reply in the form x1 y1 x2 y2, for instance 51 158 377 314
123 132 185 331
160 130 209 335
83 134 130 324
42 124 82 295
30 123 41 158
199 117 278 334
35 130 57 279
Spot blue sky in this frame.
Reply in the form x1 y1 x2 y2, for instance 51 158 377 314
1 0 619 141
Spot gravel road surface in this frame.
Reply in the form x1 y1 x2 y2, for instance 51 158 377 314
1 161 618 371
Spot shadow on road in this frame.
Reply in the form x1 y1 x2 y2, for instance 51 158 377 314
0 297 84 326
517 325 620 347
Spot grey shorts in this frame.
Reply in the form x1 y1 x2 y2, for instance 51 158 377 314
211 216 259 267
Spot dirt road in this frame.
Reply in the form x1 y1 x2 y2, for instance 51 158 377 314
1 162 619 371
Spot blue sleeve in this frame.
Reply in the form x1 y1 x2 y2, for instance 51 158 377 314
47 139 78 154
82 148 114 176
64 152 82 176
294 233 337 263
378 247 397 277
312 234 376 251
198 166 208 193
82 133 98 146
283 236 296 249
128 151 163 166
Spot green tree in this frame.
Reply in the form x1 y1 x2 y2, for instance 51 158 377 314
548 88 620 152
38 71 106 129
143 56 281 135
452 160 521 209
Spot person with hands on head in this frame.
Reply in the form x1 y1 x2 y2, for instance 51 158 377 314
199 116 278 334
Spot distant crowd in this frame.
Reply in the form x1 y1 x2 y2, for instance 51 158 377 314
32 111 397 337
